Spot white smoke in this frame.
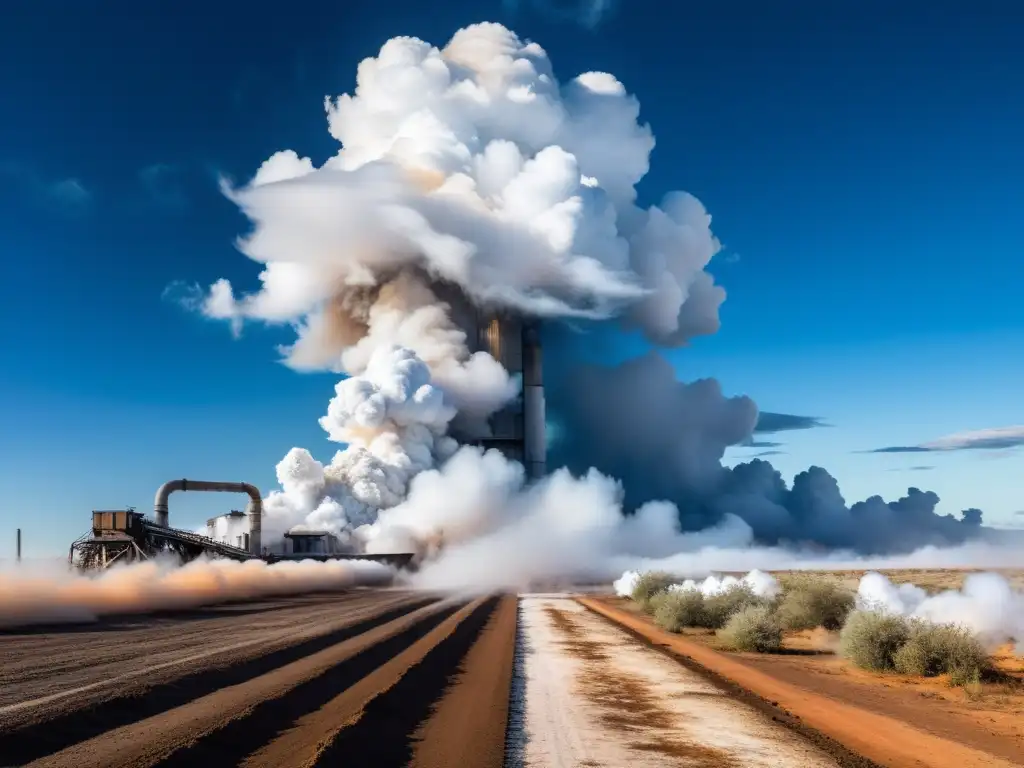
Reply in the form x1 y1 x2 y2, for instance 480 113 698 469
0 557 393 629
613 570 640 597
612 568 781 599
186 22 726 553
203 24 723 351
668 570 781 599
857 571 1024 651
168 22 1017 589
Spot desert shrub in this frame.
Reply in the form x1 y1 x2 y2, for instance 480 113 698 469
893 620 989 681
718 605 783 652
651 588 706 632
702 584 767 629
777 575 855 631
839 610 911 671
630 571 677 613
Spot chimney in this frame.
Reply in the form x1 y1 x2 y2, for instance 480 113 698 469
522 323 546 480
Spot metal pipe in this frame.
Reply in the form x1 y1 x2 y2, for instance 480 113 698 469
16 528 21 563
154 479 262 556
522 323 546 480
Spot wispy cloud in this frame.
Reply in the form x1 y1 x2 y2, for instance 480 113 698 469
743 440 782 448
866 425 1024 454
162 280 243 337
139 163 187 210
47 178 91 205
162 280 204 311
503 0 618 28
754 412 829 433
1 161 93 210
887 465 935 472
751 450 785 457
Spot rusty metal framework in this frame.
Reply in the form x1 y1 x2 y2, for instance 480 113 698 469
68 508 253 571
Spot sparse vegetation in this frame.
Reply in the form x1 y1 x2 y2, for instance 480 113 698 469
840 609 994 684
892 620 990 681
718 605 783 653
630 571 676 613
839 610 911 671
777 575 855 631
651 589 706 632
702 584 767 629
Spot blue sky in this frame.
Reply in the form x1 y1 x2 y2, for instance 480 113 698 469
2 0 1022 556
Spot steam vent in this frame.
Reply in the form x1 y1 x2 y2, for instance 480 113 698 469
437 282 546 480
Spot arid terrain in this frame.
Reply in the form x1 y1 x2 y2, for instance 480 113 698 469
589 592 1024 768
0 589 516 768
770 568 1024 593
2 581 1022 768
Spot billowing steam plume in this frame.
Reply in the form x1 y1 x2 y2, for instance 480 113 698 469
177 22 1000 582
187 22 724 552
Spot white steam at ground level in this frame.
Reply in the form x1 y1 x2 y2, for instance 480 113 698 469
615 568 1024 653
857 572 1024 652
613 569 780 600
0 557 392 629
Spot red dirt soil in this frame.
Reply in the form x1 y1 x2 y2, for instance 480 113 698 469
580 597 1024 768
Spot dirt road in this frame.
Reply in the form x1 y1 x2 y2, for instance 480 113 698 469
582 597 1024 768
513 595 847 768
0 590 517 768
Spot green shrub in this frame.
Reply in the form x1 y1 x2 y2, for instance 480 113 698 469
777 575 855 631
718 605 783 652
839 610 911 671
630 571 677 613
651 588 706 632
702 584 767 629
893 620 990 681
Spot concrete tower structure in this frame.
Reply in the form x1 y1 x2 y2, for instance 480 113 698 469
436 283 546 479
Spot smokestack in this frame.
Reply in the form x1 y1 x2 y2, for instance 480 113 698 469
16 528 21 563
523 323 546 480
153 479 263 556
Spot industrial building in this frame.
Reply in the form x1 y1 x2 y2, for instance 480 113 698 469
206 509 250 550
282 530 346 555
67 285 546 569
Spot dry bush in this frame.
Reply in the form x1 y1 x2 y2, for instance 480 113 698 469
718 605 783 653
702 584 767 629
777 575 855 631
893 620 990 681
839 610 911 671
631 571 677 613
651 588 706 632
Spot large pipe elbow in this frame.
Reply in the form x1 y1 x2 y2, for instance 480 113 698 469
153 479 263 555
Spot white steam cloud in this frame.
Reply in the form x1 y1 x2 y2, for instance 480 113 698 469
159 21 1013 592
0 557 392 629
857 571 1024 652
183 22 725 553
613 567 1023 652
612 569 781 599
